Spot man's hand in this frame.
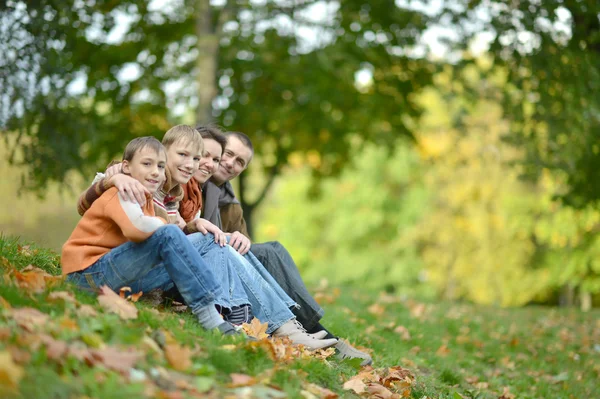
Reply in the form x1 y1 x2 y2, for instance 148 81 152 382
109 174 149 205
194 219 227 247
105 163 123 179
229 231 251 255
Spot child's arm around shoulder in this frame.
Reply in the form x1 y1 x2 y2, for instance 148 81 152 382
103 188 166 243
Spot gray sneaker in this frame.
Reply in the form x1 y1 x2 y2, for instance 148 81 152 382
335 340 373 366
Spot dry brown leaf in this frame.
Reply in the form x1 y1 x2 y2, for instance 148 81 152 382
97 285 138 320
13 269 47 293
365 383 400 399
343 378 366 394
0 296 11 309
241 318 269 340
17 245 33 256
11 307 49 331
47 291 77 304
130 291 143 302
39 334 69 360
88 347 143 374
436 344 450 357
77 304 99 318
498 386 516 399
164 343 192 371
393 326 411 341
228 373 256 387
0 350 24 388
0 327 11 341
368 304 385 316
302 382 338 399
8 346 31 365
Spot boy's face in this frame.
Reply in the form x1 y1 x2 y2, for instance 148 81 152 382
194 138 223 185
166 139 201 185
212 136 252 183
122 146 166 194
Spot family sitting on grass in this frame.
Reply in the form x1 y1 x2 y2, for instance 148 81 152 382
61 124 372 365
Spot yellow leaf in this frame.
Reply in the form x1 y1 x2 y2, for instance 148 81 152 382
97 286 138 320
164 343 192 371
0 351 24 388
241 318 269 340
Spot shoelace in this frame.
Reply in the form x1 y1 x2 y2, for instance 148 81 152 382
292 319 320 340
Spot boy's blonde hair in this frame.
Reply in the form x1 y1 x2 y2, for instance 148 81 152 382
122 136 166 162
162 124 204 155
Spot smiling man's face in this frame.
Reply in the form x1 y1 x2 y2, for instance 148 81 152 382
212 136 253 184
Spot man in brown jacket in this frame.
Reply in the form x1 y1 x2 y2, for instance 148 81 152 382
204 131 372 366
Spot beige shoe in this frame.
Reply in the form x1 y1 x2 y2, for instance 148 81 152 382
335 340 372 366
273 320 338 350
310 330 329 339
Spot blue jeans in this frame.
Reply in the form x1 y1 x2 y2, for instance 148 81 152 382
187 233 297 333
66 225 223 315
250 242 325 330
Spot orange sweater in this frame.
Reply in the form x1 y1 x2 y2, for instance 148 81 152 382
61 187 166 275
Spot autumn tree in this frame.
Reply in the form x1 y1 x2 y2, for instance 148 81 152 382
0 0 435 234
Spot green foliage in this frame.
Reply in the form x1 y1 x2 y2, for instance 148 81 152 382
257 140 431 296
445 1 600 206
0 0 435 203
257 66 600 306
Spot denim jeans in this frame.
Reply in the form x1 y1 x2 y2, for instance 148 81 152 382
187 233 297 333
250 241 325 331
66 225 223 315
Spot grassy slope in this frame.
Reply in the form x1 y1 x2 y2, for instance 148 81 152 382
0 235 598 399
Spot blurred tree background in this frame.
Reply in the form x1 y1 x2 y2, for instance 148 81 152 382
1 0 599 309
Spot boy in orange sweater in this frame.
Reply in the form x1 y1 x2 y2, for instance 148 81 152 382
62 136 237 334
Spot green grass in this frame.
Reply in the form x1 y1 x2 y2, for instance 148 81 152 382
0 235 598 398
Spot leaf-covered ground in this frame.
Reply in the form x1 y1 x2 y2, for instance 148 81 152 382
0 235 598 398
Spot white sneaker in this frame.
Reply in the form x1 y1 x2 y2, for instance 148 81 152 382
273 320 338 350
310 330 329 339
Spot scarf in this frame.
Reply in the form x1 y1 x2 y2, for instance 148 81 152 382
180 178 203 223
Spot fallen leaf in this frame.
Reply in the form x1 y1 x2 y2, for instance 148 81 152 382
47 291 77 304
365 383 398 399
164 343 192 371
76 304 98 318
228 373 256 387
17 245 32 256
130 291 143 302
10 307 49 331
13 269 47 293
39 334 69 360
302 382 338 398
498 386 516 399
368 304 385 316
0 296 11 309
0 327 11 341
393 326 411 340
97 285 138 320
8 346 30 365
436 344 450 357
343 378 366 394
0 351 24 388
241 318 269 340
88 347 143 374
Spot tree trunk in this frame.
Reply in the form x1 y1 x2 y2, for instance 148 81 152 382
195 0 219 123
559 284 575 307
580 290 592 312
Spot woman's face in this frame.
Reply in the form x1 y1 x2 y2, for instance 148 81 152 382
193 138 223 184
